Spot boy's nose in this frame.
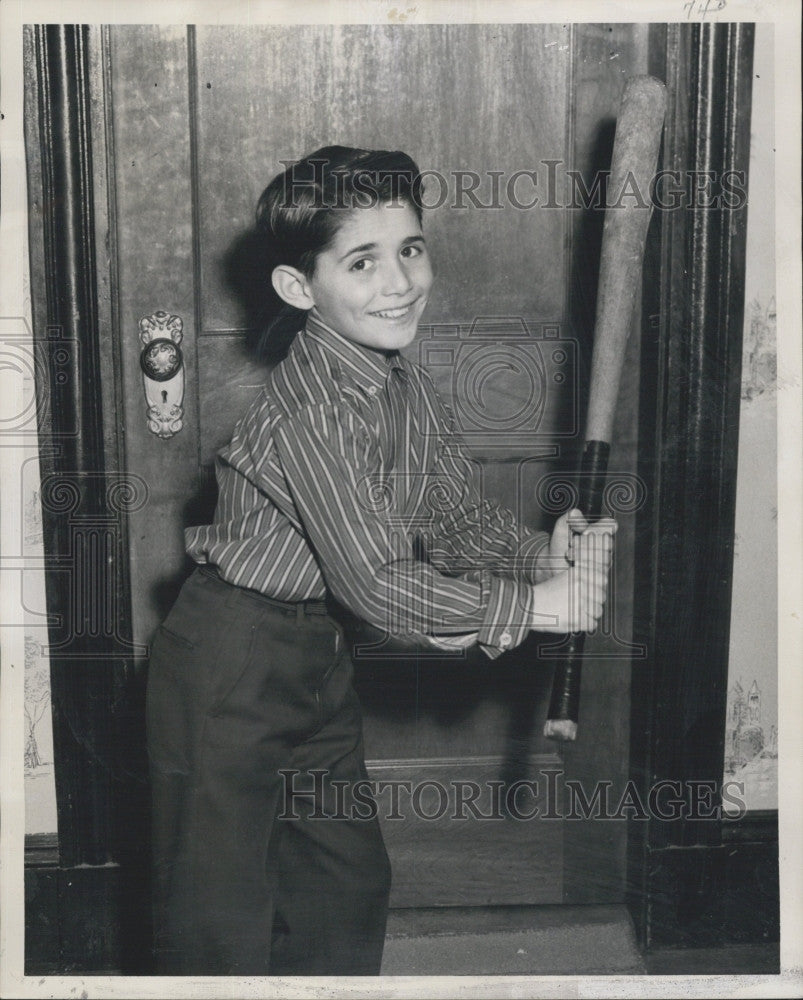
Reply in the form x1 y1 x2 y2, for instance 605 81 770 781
381 260 414 296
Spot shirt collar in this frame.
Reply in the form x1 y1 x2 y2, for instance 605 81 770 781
302 312 406 394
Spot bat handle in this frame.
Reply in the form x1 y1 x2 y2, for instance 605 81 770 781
543 440 610 742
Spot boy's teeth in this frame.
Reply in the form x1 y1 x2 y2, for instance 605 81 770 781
375 305 410 318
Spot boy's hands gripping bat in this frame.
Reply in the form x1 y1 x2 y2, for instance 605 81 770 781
544 75 667 742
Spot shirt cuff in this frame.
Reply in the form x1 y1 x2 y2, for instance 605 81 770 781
477 574 534 658
519 530 551 584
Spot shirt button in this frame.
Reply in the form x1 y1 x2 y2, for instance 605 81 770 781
367 385 378 396
499 631 513 648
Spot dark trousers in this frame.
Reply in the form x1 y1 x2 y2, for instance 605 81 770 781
146 567 391 976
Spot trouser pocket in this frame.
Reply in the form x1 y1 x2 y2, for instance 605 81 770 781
203 602 343 747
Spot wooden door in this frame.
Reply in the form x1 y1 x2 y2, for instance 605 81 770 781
100 22 646 908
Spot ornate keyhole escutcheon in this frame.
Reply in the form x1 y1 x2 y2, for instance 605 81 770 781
139 311 185 439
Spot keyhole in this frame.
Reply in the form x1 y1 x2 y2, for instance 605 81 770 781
161 390 168 403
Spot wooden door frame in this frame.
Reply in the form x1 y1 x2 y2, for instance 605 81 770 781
23 21 777 974
628 22 779 951
23 23 150 973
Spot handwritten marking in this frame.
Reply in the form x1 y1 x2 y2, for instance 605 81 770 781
387 5 417 22
683 0 727 20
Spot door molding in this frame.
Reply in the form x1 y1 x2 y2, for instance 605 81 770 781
629 22 778 950
24 23 150 973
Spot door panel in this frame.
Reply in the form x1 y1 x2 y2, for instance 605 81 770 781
192 24 568 329
370 757 562 906
103 22 646 908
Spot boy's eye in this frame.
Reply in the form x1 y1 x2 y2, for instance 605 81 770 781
400 244 423 259
349 257 374 273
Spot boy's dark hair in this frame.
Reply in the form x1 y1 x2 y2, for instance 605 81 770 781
246 146 423 361
256 145 424 278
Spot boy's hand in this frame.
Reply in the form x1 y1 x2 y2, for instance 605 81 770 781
547 508 599 572
530 518 616 633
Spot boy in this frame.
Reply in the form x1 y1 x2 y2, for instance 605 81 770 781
146 146 615 976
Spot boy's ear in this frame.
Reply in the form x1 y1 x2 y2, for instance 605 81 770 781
271 265 315 310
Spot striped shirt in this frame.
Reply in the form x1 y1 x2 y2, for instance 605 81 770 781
186 313 550 657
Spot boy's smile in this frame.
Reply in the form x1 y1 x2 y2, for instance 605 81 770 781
303 201 433 354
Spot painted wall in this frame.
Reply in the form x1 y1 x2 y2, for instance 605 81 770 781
16 202 57 835
723 23 777 813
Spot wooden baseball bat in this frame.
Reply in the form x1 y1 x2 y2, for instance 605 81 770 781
544 76 667 742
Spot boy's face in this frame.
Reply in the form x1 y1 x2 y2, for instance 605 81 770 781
305 200 433 353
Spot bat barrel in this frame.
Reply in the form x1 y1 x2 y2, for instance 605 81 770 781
586 76 667 444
